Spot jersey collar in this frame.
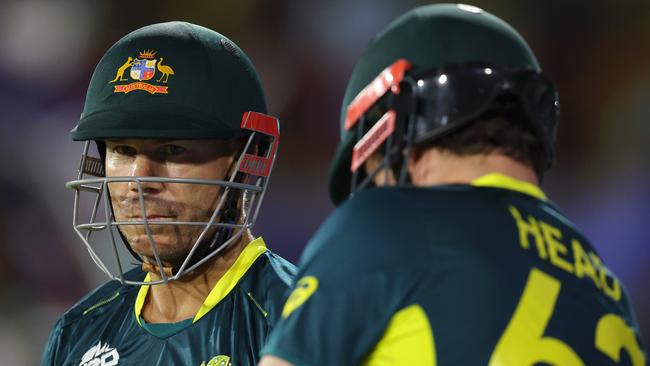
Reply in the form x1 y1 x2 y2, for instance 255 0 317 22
471 173 546 200
134 236 268 326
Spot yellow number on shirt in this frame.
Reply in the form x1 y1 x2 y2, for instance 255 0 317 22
489 268 645 365
489 268 583 365
596 314 646 365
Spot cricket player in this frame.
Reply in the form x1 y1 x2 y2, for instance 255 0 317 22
260 4 646 365
41 22 295 366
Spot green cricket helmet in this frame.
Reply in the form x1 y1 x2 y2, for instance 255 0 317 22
329 4 559 205
66 22 280 285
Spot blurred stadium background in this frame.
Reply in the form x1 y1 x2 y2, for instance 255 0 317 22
0 0 648 363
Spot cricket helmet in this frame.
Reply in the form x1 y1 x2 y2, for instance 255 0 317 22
329 4 559 205
66 22 280 285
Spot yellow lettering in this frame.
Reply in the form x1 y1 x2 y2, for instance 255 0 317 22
539 222 574 274
508 206 547 259
589 253 622 302
509 207 622 302
571 240 601 289
601 272 622 302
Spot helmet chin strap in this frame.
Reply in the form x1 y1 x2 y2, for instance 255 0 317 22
142 260 174 277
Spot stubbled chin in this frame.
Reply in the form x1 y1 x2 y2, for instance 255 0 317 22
129 234 175 246
128 234 190 260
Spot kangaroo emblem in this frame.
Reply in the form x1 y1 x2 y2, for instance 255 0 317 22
111 50 174 94
109 57 134 83
156 57 175 83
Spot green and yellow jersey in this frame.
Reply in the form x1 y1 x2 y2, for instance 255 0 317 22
262 174 646 365
42 238 295 366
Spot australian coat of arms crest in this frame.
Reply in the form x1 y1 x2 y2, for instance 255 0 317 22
110 50 175 94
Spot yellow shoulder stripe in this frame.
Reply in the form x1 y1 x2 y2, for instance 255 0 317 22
471 173 546 200
363 304 436 366
134 237 268 326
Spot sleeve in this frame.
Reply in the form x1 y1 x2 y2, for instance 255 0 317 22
261 191 428 365
40 318 63 366
261 270 401 366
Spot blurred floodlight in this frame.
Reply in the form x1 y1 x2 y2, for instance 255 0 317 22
0 0 94 87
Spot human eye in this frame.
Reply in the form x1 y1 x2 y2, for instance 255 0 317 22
111 145 137 157
159 144 187 157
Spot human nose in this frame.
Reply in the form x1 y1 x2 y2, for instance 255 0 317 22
127 155 164 194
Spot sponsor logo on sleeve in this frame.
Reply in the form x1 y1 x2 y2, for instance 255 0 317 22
281 276 319 318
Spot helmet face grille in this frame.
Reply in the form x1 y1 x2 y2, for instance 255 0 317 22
66 112 280 285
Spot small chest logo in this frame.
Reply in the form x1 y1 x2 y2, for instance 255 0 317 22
109 49 175 95
79 341 119 366
200 354 232 366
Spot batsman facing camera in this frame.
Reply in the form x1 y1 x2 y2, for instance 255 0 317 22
42 22 296 366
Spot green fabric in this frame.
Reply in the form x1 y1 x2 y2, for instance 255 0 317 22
72 21 267 141
139 317 193 339
262 186 646 365
41 251 295 366
329 4 541 205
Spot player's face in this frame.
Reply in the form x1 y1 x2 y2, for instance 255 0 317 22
104 139 240 266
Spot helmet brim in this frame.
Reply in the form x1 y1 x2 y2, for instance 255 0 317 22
71 106 243 141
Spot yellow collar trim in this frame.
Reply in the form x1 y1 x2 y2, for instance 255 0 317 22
134 237 268 326
471 173 546 200
134 274 149 326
